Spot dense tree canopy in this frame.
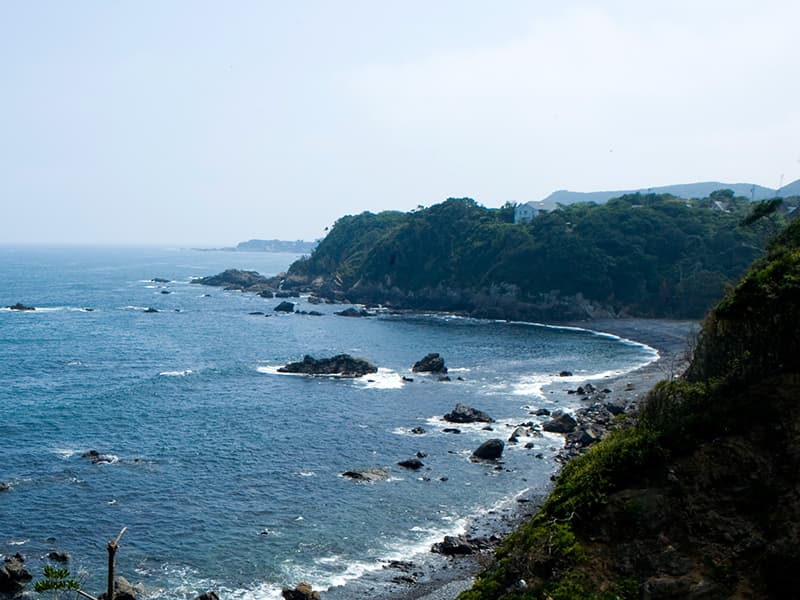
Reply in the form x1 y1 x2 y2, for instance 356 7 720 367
287 193 794 318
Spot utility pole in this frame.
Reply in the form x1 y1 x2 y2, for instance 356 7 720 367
106 528 127 600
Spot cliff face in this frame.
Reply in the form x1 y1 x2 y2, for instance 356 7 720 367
460 219 800 599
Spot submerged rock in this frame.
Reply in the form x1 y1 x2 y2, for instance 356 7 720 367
412 353 448 374
81 450 117 464
444 403 493 423
341 468 389 482
46 551 69 562
471 439 505 460
278 354 377 377
0 482 9 492
196 593 219 600
143 307 159 313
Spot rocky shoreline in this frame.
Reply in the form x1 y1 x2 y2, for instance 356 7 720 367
322 318 697 600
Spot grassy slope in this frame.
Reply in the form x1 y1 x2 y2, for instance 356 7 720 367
460 219 800 599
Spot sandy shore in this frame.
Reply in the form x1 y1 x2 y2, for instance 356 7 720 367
324 318 699 600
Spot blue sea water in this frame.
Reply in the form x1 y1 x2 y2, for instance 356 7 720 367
0 246 657 599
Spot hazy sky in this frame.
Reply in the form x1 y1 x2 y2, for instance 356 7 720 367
1 1 798 245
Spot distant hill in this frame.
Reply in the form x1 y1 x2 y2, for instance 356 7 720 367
235 239 318 253
538 179 799 206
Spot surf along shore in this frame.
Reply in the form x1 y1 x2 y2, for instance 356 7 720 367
322 318 698 600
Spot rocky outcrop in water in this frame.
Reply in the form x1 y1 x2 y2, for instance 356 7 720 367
444 403 493 424
471 439 504 460
274 301 295 313
278 354 377 377
542 410 578 434
341 468 389 482
412 353 447 374
0 554 32 594
334 307 373 317
6 303 35 311
192 269 270 290
97 577 143 600
281 582 321 600
397 458 425 470
82 450 117 464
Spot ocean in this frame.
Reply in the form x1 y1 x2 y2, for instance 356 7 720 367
0 246 657 599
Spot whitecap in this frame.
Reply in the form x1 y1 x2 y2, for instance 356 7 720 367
158 369 193 377
8 539 29 546
297 471 316 477
354 368 404 390
53 448 80 459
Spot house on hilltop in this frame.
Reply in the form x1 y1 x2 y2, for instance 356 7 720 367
514 200 555 223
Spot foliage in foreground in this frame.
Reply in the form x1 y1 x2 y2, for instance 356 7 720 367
460 217 800 598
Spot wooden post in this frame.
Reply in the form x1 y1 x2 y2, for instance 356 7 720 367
106 528 127 600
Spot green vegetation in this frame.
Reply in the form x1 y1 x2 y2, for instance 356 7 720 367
459 217 800 598
287 192 795 318
34 565 80 598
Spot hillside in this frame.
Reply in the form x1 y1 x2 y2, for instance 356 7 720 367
459 218 800 599
538 179 799 206
284 193 788 319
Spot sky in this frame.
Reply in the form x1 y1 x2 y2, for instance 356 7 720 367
1 1 798 245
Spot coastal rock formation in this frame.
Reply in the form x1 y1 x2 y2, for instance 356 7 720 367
281 582 321 600
341 468 389 482
97 577 143 600
334 307 373 317
431 535 475 555
542 410 578 434
274 301 295 313
81 450 117 464
195 592 219 600
412 353 447 374
0 482 9 492
397 458 424 470
0 554 32 594
7 303 35 311
151 277 170 283
471 439 504 460
47 551 69 562
192 269 270 290
278 354 377 377
143 307 159 313
444 403 493 424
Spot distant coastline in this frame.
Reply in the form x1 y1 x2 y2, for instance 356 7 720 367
193 238 318 254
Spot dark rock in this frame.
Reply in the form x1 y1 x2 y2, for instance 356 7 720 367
282 582 321 600
47 551 69 562
196 592 219 600
160 290 171 294
442 428 461 434
402 376 414 382
412 353 448 374
398 458 424 470
568 428 600 447
306 311 324 316
341 468 388 482
416 451 427 458
81 450 116 464
542 411 578 434
249 311 265 315
482 425 494 431
524 442 535 449
443 403 493 424
143 307 158 313
605 401 626 416
307 296 323 305
275 290 300 298
192 269 269 289
472 439 504 460
278 354 377 377
274 301 295 313
258 290 274 298
7 303 35 311
0 482 8 492
535 408 551 416
438 375 451 382
559 370 573 377
0 554 32 594
151 278 170 283
335 307 373 317
97 576 143 600
410 427 426 434
431 535 475 555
